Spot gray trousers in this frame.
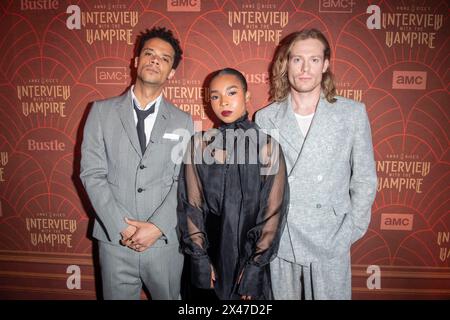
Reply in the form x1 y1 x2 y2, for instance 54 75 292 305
270 254 352 300
98 240 184 300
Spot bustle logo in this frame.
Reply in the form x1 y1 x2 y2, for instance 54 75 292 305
380 213 414 231
21 0 59 10
392 71 427 90
27 139 66 151
319 0 355 13
96 67 129 85
167 0 201 12
242 72 269 85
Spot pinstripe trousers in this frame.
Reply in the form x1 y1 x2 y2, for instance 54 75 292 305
98 240 183 300
270 254 352 300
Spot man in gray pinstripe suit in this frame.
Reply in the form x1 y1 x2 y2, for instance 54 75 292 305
256 29 377 299
80 27 193 299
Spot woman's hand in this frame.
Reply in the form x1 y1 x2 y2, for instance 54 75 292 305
237 269 252 300
210 265 216 288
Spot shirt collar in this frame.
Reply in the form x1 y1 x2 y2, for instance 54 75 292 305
130 85 162 112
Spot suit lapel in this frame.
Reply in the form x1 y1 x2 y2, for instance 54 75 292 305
117 90 142 157
269 95 304 175
143 97 171 158
290 96 340 175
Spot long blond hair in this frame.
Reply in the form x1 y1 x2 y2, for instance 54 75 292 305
270 29 336 103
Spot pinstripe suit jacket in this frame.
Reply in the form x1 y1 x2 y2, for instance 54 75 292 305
80 89 194 247
255 94 377 264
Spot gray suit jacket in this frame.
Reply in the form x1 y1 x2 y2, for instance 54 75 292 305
255 94 377 264
80 90 194 247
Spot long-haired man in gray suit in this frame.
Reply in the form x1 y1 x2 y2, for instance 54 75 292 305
255 29 377 299
80 27 193 299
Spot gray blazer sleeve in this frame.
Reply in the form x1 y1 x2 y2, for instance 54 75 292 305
148 116 194 241
255 111 266 131
349 103 377 243
80 102 130 241
255 111 273 138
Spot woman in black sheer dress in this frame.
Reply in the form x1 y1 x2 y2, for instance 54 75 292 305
177 68 289 300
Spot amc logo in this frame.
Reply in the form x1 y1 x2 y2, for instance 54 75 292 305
319 0 355 13
380 213 414 231
167 0 201 12
392 71 427 90
95 67 129 85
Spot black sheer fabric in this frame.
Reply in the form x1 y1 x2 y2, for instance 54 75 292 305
177 114 289 300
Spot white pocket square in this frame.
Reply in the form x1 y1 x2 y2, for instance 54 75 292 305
163 133 180 141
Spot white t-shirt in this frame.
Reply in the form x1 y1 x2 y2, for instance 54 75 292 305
295 112 315 137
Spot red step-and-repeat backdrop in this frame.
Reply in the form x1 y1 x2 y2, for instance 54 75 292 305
0 0 448 299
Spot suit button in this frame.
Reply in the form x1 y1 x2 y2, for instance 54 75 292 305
317 175 323 182
137 188 144 193
140 165 146 169
316 204 322 209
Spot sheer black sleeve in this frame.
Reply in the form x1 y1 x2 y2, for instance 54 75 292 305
177 135 212 289
238 136 289 297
